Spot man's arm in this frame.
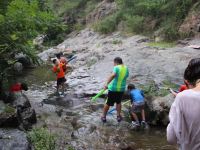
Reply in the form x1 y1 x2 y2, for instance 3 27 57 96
104 73 116 89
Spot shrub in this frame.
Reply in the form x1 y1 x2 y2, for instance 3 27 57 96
125 15 144 33
28 128 56 150
93 13 121 34
162 22 180 41
148 41 176 48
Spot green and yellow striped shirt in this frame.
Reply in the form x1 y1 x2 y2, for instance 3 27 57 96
108 65 129 92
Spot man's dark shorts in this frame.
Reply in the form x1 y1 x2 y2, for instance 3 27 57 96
106 91 124 106
57 77 66 86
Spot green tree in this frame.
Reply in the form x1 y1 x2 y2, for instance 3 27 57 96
0 0 65 96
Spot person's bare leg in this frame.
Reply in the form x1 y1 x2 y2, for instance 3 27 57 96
102 104 110 117
116 103 121 116
131 112 139 122
141 109 146 121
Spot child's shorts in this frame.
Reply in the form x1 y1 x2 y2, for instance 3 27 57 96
57 77 66 86
131 102 145 113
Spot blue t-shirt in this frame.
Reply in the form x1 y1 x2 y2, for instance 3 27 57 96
130 89 144 104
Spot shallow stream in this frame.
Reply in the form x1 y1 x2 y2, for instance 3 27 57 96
22 66 177 150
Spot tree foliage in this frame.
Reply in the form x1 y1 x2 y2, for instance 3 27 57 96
0 0 65 93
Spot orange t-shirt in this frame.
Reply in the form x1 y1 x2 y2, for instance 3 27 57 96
53 63 65 79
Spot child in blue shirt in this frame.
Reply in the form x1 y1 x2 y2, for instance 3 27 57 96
128 84 148 128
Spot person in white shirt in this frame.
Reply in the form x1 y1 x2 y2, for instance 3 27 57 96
167 58 200 150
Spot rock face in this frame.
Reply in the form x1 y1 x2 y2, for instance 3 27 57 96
13 62 23 74
86 0 117 24
0 129 31 150
0 101 19 127
15 54 32 68
43 28 200 96
38 28 200 115
179 8 200 37
146 94 174 126
0 93 36 130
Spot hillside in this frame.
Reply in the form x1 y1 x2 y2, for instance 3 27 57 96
47 0 200 41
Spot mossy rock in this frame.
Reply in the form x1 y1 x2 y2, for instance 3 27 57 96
0 104 19 127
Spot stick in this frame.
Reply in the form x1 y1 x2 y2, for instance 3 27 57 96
108 100 131 114
67 55 77 63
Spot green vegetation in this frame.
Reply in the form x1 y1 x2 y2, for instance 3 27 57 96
94 0 194 40
93 13 121 34
0 0 66 96
17 65 55 85
28 128 56 150
67 146 75 150
140 80 178 97
4 105 15 114
148 41 176 48
46 0 101 31
112 39 123 45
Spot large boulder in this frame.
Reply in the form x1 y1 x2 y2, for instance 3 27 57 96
0 129 31 150
12 94 31 109
146 94 174 126
0 93 36 129
19 108 36 130
0 101 19 128
15 54 32 68
12 94 37 130
13 62 23 74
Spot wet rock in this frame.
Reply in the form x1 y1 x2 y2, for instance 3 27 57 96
0 102 19 127
55 108 63 117
12 94 31 109
12 94 37 129
13 62 23 74
15 54 32 67
20 108 37 130
0 93 37 129
149 94 174 112
89 103 104 112
0 129 31 150
146 94 174 126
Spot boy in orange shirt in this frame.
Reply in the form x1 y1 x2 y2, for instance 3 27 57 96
52 59 66 95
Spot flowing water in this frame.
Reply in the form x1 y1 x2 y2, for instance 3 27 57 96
21 66 177 150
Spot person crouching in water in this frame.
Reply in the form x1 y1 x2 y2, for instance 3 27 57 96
128 84 148 129
52 59 66 95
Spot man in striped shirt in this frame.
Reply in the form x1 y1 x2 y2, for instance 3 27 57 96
101 57 129 123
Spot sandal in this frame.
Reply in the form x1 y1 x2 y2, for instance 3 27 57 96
101 116 106 123
117 115 122 122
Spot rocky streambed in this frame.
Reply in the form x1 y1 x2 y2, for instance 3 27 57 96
1 28 200 149
24 83 177 150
